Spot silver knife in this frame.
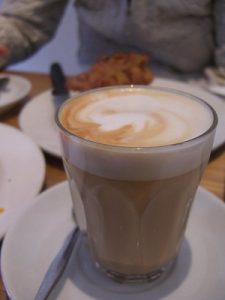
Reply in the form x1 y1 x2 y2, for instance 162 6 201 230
34 227 80 300
50 63 70 109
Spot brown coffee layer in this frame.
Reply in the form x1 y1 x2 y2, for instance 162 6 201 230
65 161 204 275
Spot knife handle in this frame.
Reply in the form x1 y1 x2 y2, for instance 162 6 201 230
50 63 67 94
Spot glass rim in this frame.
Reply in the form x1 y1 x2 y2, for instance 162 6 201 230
55 85 218 153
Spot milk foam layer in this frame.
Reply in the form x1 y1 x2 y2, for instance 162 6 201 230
58 87 216 180
60 87 213 147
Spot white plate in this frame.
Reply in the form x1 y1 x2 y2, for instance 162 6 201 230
19 78 225 157
0 124 45 238
1 181 225 300
152 78 225 151
0 74 31 114
19 90 77 158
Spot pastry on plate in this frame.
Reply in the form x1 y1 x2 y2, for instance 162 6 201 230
67 52 154 91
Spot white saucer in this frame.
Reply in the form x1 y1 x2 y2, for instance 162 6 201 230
0 124 45 238
1 181 225 300
0 73 31 114
19 78 225 158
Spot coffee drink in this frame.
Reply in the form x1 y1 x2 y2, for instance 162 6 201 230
57 86 217 282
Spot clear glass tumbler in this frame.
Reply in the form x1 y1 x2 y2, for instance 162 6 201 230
56 86 217 283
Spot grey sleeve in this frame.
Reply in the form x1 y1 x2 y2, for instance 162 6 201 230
0 0 69 68
214 0 225 67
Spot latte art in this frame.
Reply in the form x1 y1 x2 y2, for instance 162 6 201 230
60 87 212 147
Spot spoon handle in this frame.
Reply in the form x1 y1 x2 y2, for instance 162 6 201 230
34 227 80 300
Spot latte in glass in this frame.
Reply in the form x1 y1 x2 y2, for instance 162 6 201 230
57 86 217 282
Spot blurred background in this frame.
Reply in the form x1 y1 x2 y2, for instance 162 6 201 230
0 0 78 74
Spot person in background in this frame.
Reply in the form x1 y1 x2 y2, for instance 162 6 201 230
0 0 224 80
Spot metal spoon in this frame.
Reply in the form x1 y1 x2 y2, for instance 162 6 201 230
34 226 80 300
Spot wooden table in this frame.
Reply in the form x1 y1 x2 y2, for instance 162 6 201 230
0 71 225 299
